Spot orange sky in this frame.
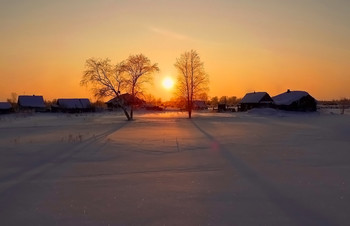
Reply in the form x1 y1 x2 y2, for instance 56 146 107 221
1 0 349 102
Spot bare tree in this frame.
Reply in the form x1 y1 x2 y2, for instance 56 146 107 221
81 58 131 120
219 96 227 104
81 55 159 121
226 96 238 106
119 54 159 119
6 92 18 109
210 96 219 108
7 92 18 104
174 50 209 118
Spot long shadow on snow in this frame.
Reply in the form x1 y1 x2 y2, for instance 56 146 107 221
0 121 129 195
190 119 334 226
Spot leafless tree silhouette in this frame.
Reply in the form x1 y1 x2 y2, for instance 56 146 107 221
81 58 131 120
119 54 159 119
174 50 209 118
81 55 159 120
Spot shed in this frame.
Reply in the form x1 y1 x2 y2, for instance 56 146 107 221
273 90 317 111
0 102 12 114
56 98 91 112
18 95 46 111
238 92 273 111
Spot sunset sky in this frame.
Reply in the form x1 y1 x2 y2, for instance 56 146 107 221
1 0 349 101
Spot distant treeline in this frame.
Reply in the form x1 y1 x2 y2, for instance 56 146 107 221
318 98 350 107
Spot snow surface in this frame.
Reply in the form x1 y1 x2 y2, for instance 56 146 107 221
0 110 349 225
273 91 310 105
240 92 270 103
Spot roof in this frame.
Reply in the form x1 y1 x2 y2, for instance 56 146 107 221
57 98 91 109
0 102 12 110
193 100 207 107
106 93 144 106
240 92 272 104
273 91 311 105
18 95 45 108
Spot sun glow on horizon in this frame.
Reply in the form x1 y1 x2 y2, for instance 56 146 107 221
162 77 174 90
0 1 349 101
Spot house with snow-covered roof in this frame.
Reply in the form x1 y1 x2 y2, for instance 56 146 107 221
0 102 12 114
238 92 274 111
106 93 145 110
193 100 207 110
55 98 92 113
18 95 46 112
272 90 317 111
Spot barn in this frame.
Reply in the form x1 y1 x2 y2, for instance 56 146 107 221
56 98 91 113
18 95 46 112
0 102 12 114
238 92 274 111
273 90 317 112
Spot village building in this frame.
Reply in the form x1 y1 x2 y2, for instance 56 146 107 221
238 92 274 111
0 102 12 114
17 95 46 112
218 103 227 112
55 98 92 113
106 93 145 110
193 100 207 110
273 90 317 111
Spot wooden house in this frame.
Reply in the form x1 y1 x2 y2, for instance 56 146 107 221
55 98 91 113
0 102 12 114
238 92 273 111
17 95 46 112
273 90 317 111
106 93 145 110
193 100 207 110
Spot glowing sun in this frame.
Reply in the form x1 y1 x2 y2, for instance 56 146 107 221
162 77 174 90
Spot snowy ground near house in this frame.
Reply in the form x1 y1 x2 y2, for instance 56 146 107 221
0 109 349 225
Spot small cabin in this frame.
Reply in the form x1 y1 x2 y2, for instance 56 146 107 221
55 98 91 113
238 92 273 111
273 90 317 112
18 95 46 112
0 102 12 114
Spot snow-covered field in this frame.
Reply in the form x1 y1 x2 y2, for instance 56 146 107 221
0 109 349 225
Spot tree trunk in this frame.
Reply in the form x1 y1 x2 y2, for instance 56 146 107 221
114 91 131 121
187 99 192 119
122 106 131 121
130 87 135 120
130 105 133 120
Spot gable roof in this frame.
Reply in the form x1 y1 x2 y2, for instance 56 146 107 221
106 93 145 106
193 100 207 107
0 102 12 110
57 98 91 109
18 95 45 108
240 92 272 104
273 91 312 105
